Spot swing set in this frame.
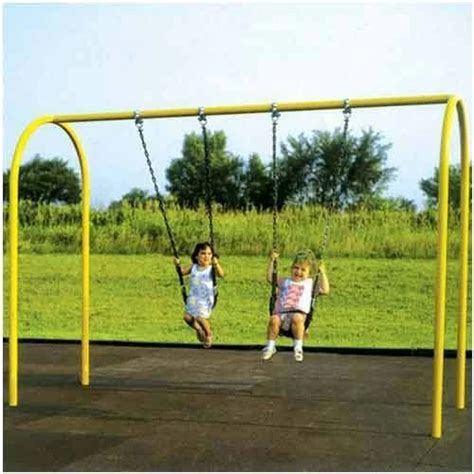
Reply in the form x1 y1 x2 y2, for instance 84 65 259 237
134 100 351 331
7 94 471 440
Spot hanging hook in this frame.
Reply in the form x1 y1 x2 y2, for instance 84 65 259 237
198 106 208 128
342 99 352 136
133 110 144 130
342 98 352 119
271 102 280 123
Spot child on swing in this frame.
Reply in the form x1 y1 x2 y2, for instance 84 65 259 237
262 249 329 362
174 242 224 348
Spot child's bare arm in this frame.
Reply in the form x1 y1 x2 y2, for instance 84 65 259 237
212 256 225 278
266 250 279 284
317 262 330 295
173 257 192 276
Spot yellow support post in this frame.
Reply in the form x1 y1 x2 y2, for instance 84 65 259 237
8 118 91 406
431 97 457 438
455 100 470 409
55 123 91 386
9 116 54 406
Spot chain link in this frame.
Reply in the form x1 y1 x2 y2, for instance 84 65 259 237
269 103 280 314
198 108 219 307
342 98 352 137
271 102 280 254
198 107 215 253
134 111 178 255
338 98 352 210
133 111 187 304
306 100 352 323
318 99 352 260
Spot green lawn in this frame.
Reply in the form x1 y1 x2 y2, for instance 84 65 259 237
3 254 471 349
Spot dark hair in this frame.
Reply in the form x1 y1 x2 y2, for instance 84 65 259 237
191 242 214 264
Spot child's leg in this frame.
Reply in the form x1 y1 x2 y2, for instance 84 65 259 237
262 315 281 360
291 313 306 362
183 313 206 342
196 317 212 348
267 314 281 341
290 313 305 340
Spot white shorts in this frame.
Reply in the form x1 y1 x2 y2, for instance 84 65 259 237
278 312 307 332
189 312 211 320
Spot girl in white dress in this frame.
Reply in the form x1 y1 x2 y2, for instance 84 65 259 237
175 242 224 348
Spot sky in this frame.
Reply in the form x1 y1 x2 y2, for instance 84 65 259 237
2 2 472 209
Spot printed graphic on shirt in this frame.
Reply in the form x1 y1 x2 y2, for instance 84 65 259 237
274 278 312 314
279 284 304 311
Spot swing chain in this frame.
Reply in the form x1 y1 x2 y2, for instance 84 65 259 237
198 107 215 252
319 208 331 261
269 102 280 314
337 98 352 208
133 111 179 259
342 98 352 137
318 98 351 259
198 107 219 308
271 102 281 123
133 111 188 304
271 102 280 253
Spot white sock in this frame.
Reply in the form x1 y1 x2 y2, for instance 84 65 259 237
267 340 276 350
293 339 303 351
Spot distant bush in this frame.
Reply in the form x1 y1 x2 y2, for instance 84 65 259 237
2 201 466 258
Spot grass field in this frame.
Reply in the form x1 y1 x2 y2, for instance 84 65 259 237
3 254 471 349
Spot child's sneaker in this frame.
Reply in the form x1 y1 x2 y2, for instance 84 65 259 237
261 346 277 361
294 349 304 362
203 335 212 349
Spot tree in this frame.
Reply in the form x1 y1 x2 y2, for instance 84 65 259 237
277 133 316 208
109 188 151 209
166 131 245 209
3 154 81 204
352 195 416 212
420 163 471 209
242 153 273 209
280 128 396 209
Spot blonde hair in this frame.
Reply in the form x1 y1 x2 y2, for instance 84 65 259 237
292 249 318 276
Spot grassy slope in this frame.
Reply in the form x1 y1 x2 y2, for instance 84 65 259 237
3 254 471 349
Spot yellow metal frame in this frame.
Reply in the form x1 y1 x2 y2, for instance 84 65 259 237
8 117 91 408
8 94 470 439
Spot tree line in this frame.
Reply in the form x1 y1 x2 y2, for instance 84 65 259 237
3 128 470 211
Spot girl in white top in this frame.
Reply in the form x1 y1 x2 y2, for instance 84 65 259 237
262 249 330 362
175 242 224 348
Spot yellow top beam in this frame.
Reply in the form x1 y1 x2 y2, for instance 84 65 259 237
53 94 453 123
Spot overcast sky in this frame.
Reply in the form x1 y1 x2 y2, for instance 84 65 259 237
3 2 472 208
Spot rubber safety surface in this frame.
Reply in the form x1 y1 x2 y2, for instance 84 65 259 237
3 342 472 471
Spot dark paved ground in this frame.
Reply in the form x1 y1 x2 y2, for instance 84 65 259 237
3 342 472 472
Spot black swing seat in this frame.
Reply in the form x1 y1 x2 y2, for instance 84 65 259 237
270 272 320 338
